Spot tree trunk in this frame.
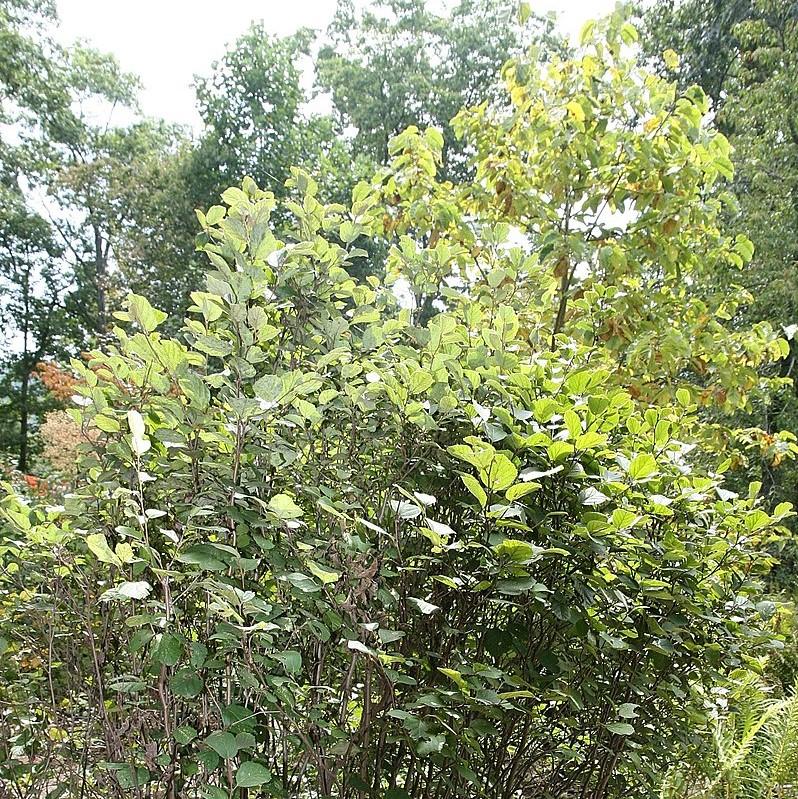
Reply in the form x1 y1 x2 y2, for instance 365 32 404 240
94 223 107 334
18 363 30 473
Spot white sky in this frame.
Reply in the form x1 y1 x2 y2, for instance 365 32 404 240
54 0 618 131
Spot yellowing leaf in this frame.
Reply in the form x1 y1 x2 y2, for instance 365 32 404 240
268 493 303 519
566 100 585 124
663 48 679 70
86 533 122 568
307 560 341 585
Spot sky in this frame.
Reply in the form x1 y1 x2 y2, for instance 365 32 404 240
54 0 619 131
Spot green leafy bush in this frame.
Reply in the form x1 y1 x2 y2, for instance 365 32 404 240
0 14 793 799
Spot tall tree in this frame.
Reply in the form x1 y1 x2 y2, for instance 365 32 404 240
189 25 347 215
316 0 562 179
0 186 70 470
639 0 798 515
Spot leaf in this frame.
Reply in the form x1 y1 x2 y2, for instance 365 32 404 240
153 633 182 667
606 722 634 736
282 572 320 593
519 465 563 482
127 293 167 332
480 454 517 492
307 560 341 585
493 539 535 563
205 205 226 225
94 414 120 433
205 731 238 759
579 486 610 506
253 373 284 405
390 499 422 519
408 597 440 615
193 335 233 357
579 19 595 45
618 703 638 718
127 410 150 457
460 473 487 507
505 483 539 501
620 22 638 44
268 493 303 519
663 48 679 70
179 374 210 409
628 454 657 480
174 726 197 745
235 761 272 788
273 650 302 674
566 100 585 123
171 668 203 698
86 533 122 568
115 543 135 564
100 581 151 602
177 545 226 572
417 734 446 755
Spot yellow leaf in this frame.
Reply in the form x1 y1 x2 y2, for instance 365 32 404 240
566 100 585 124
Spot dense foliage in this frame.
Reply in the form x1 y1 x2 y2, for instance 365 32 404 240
0 0 549 473
2 13 797 798
639 0 798 545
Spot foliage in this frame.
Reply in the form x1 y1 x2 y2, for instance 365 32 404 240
639 0 798 548
661 670 798 799
1 17 795 798
316 0 563 179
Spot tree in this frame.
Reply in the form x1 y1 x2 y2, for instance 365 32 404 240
189 25 346 215
0 2 199 469
316 0 563 179
638 0 798 538
0 186 70 471
637 0 754 102
0 16 793 798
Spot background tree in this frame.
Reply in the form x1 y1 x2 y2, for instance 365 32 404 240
639 0 798 545
316 0 563 179
0 186 71 470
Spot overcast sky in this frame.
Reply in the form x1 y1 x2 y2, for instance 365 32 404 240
54 0 619 130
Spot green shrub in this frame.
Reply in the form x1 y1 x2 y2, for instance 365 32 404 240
0 14 793 799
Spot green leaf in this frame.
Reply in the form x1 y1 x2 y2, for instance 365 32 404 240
177 545 227 572
94 414 120 433
408 369 434 395
606 722 634 736
235 761 272 788
505 483 539 501
86 533 122 568
205 205 226 225
307 560 341 585
460 473 487 507
205 731 238 759
174 726 197 745
193 335 233 357
268 493 303 519
618 703 639 718
153 633 182 667
127 293 167 332
273 650 302 674
628 454 658 480
480 453 518 492
171 668 203 698
282 572 320 593
493 539 535 563
253 373 284 405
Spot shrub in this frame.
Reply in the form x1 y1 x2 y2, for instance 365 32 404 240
0 14 793 799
